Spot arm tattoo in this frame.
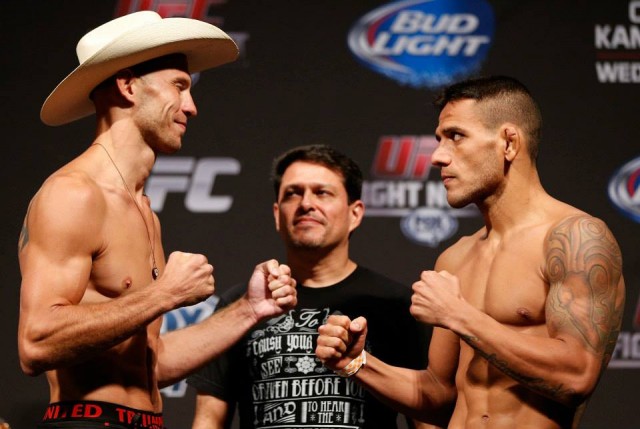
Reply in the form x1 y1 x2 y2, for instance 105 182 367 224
460 335 578 400
546 215 624 360
18 204 32 252
19 223 29 252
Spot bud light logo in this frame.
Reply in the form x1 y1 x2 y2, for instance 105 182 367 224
348 0 495 89
608 156 640 222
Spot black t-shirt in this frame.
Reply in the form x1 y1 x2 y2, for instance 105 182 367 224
187 266 431 429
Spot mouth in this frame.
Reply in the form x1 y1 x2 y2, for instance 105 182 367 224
294 216 323 227
441 173 455 186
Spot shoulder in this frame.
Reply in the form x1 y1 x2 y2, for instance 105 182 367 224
545 212 619 250
435 227 485 271
353 266 406 289
34 170 105 218
25 170 107 245
544 212 623 279
349 267 414 304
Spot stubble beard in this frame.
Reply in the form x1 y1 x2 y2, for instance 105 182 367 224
286 226 328 250
447 171 502 209
289 235 324 250
137 108 181 154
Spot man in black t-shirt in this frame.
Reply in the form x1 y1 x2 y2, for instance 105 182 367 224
187 145 436 429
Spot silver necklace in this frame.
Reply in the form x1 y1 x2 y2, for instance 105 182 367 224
93 142 159 280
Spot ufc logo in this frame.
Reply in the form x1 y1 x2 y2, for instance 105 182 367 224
116 0 226 25
114 0 251 62
146 157 241 212
372 136 438 179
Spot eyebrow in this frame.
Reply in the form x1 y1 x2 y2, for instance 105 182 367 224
282 182 337 190
436 125 464 138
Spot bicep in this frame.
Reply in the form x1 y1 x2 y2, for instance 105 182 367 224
192 393 230 429
19 178 103 322
545 215 625 358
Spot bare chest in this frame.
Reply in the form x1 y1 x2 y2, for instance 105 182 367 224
456 238 549 327
87 202 159 300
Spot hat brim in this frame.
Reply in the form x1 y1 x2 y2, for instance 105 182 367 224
41 17 238 126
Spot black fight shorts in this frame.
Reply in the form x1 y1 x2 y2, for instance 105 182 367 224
37 401 164 428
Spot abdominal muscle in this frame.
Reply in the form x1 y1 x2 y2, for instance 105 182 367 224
46 320 163 412
448 343 573 429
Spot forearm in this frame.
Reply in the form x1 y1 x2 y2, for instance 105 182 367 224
19 284 174 375
192 393 229 429
452 308 599 406
157 295 259 386
353 354 455 425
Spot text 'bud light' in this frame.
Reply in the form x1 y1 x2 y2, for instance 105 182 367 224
348 0 495 89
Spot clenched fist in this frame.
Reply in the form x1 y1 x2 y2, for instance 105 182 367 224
316 314 367 372
410 270 464 328
245 259 297 320
156 251 215 309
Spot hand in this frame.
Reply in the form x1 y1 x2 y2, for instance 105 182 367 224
410 270 464 328
157 251 215 308
316 315 367 371
246 259 297 320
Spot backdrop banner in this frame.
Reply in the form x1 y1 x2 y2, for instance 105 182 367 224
2 1 638 428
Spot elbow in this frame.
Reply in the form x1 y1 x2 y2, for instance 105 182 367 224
567 378 598 407
18 334 52 376
19 347 47 377
20 362 43 377
558 361 602 407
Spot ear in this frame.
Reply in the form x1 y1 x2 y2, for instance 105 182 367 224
348 200 365 233
114 69 137 103
501 124 520 162
273 201 281 232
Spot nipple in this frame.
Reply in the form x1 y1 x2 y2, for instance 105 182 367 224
517 307 532 320
123 277 133 289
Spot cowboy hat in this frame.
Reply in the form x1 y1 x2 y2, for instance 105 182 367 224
41 11 239 126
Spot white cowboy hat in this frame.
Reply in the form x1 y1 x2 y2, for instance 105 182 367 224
41 11 239 126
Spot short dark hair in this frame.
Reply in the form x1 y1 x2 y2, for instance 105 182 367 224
434 76 542 160
271 144 363 203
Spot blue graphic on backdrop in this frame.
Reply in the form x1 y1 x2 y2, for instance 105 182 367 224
608 156 640 222
348 0 495 89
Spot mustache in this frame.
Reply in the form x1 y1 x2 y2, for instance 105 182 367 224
293 213 325 225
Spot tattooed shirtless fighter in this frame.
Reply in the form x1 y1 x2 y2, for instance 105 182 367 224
316 76 625 429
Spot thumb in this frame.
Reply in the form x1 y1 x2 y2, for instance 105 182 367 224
350 316 367 334
348 317 368 356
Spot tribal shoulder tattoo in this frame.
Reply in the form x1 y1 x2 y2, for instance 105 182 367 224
546 215 624 359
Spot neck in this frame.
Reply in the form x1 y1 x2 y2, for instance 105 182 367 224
91 133 155 195
478 166 548 236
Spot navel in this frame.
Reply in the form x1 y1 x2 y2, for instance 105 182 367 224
122 277 133 289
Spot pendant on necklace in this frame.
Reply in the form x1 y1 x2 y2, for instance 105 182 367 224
152 267 159 280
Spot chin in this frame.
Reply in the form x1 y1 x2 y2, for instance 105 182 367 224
446 195 473 209
157 141 182 154
290 237 324 250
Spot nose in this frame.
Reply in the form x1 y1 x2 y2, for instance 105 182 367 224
431 141 451 168
299 190 314 210
182 90 198 118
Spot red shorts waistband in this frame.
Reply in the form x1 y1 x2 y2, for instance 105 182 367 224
42 401 164 428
